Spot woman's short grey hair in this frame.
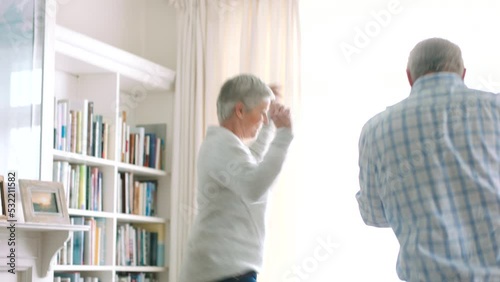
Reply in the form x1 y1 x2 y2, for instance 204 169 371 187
216 74 275 123
407 38 464 82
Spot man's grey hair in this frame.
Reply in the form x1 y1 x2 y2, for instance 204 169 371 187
216 74 274 123
407 38 464 82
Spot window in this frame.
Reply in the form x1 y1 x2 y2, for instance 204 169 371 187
295 0 500 281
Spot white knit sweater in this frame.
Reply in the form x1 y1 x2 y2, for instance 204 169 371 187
179 124 294 282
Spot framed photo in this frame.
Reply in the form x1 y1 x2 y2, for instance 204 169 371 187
0 176 6 220
19 179 69 224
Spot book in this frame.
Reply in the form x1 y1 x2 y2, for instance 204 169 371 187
72 217 85 265
129 127 145 166
70 110 77 152
102 121 109 159
54 272 80 282
0 176 5 218
78 165 87 210
56 100 68 151
134 223 165 266
137 123 167 170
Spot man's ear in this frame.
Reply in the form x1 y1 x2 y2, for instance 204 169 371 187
406 69 414 86
234 102 245 119
462 68 466 80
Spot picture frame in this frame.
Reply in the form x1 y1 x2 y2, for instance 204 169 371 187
19 179 69 224
0 176 6 221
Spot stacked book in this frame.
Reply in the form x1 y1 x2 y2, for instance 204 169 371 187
116 223 164 267
115 273 157 282
54 273 99 282
54 99 110 159
117 172 157 216
56 216 106 266
118 112 166 170
53 161 103 211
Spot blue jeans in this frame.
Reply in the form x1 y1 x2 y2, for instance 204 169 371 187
217 271 257 282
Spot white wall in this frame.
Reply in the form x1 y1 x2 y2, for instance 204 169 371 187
56 0 177 69
289 0 500 281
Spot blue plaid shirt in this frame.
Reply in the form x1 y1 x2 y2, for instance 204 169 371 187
356 73 500 282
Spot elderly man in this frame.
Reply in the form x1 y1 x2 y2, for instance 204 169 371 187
356 38 500 281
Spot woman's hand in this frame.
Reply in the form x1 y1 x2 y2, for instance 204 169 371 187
269 84 283 103
268 84 292 129
269 102 292 129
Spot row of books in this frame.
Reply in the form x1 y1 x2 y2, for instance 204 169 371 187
116 223 164 267
118 112 166 169
56 217 106 266
54 99 110 159
118 172 158 216
54 161 103 211
54 273 99 282
54 273 157 282
116 273 158 282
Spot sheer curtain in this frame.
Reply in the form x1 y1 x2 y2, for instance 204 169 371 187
168 0 301 281
168 1 207 281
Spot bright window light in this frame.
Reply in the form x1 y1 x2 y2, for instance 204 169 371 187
10 69 41 107
294 0 500 281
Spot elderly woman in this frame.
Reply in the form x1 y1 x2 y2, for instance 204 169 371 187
179 74 293 282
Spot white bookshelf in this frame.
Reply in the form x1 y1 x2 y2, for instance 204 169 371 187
47 24 175 282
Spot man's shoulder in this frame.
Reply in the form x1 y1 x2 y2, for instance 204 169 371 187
446 86 500 109
465 87 500 99
361 105 397 134
362 111 384 131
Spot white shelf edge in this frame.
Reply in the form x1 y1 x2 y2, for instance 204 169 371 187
117 162 167 176
114 266 167 272
116 213 167 224
54 149 167 176
53 265 114 272
53 149 116 167
55 25 175 92
53 265 169 275
0 221 90 232
68 209 115 219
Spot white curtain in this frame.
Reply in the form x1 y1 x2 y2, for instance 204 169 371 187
168 1 207 281
169 0 301 281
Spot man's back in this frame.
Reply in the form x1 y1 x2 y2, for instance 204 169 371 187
357 72 500 281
